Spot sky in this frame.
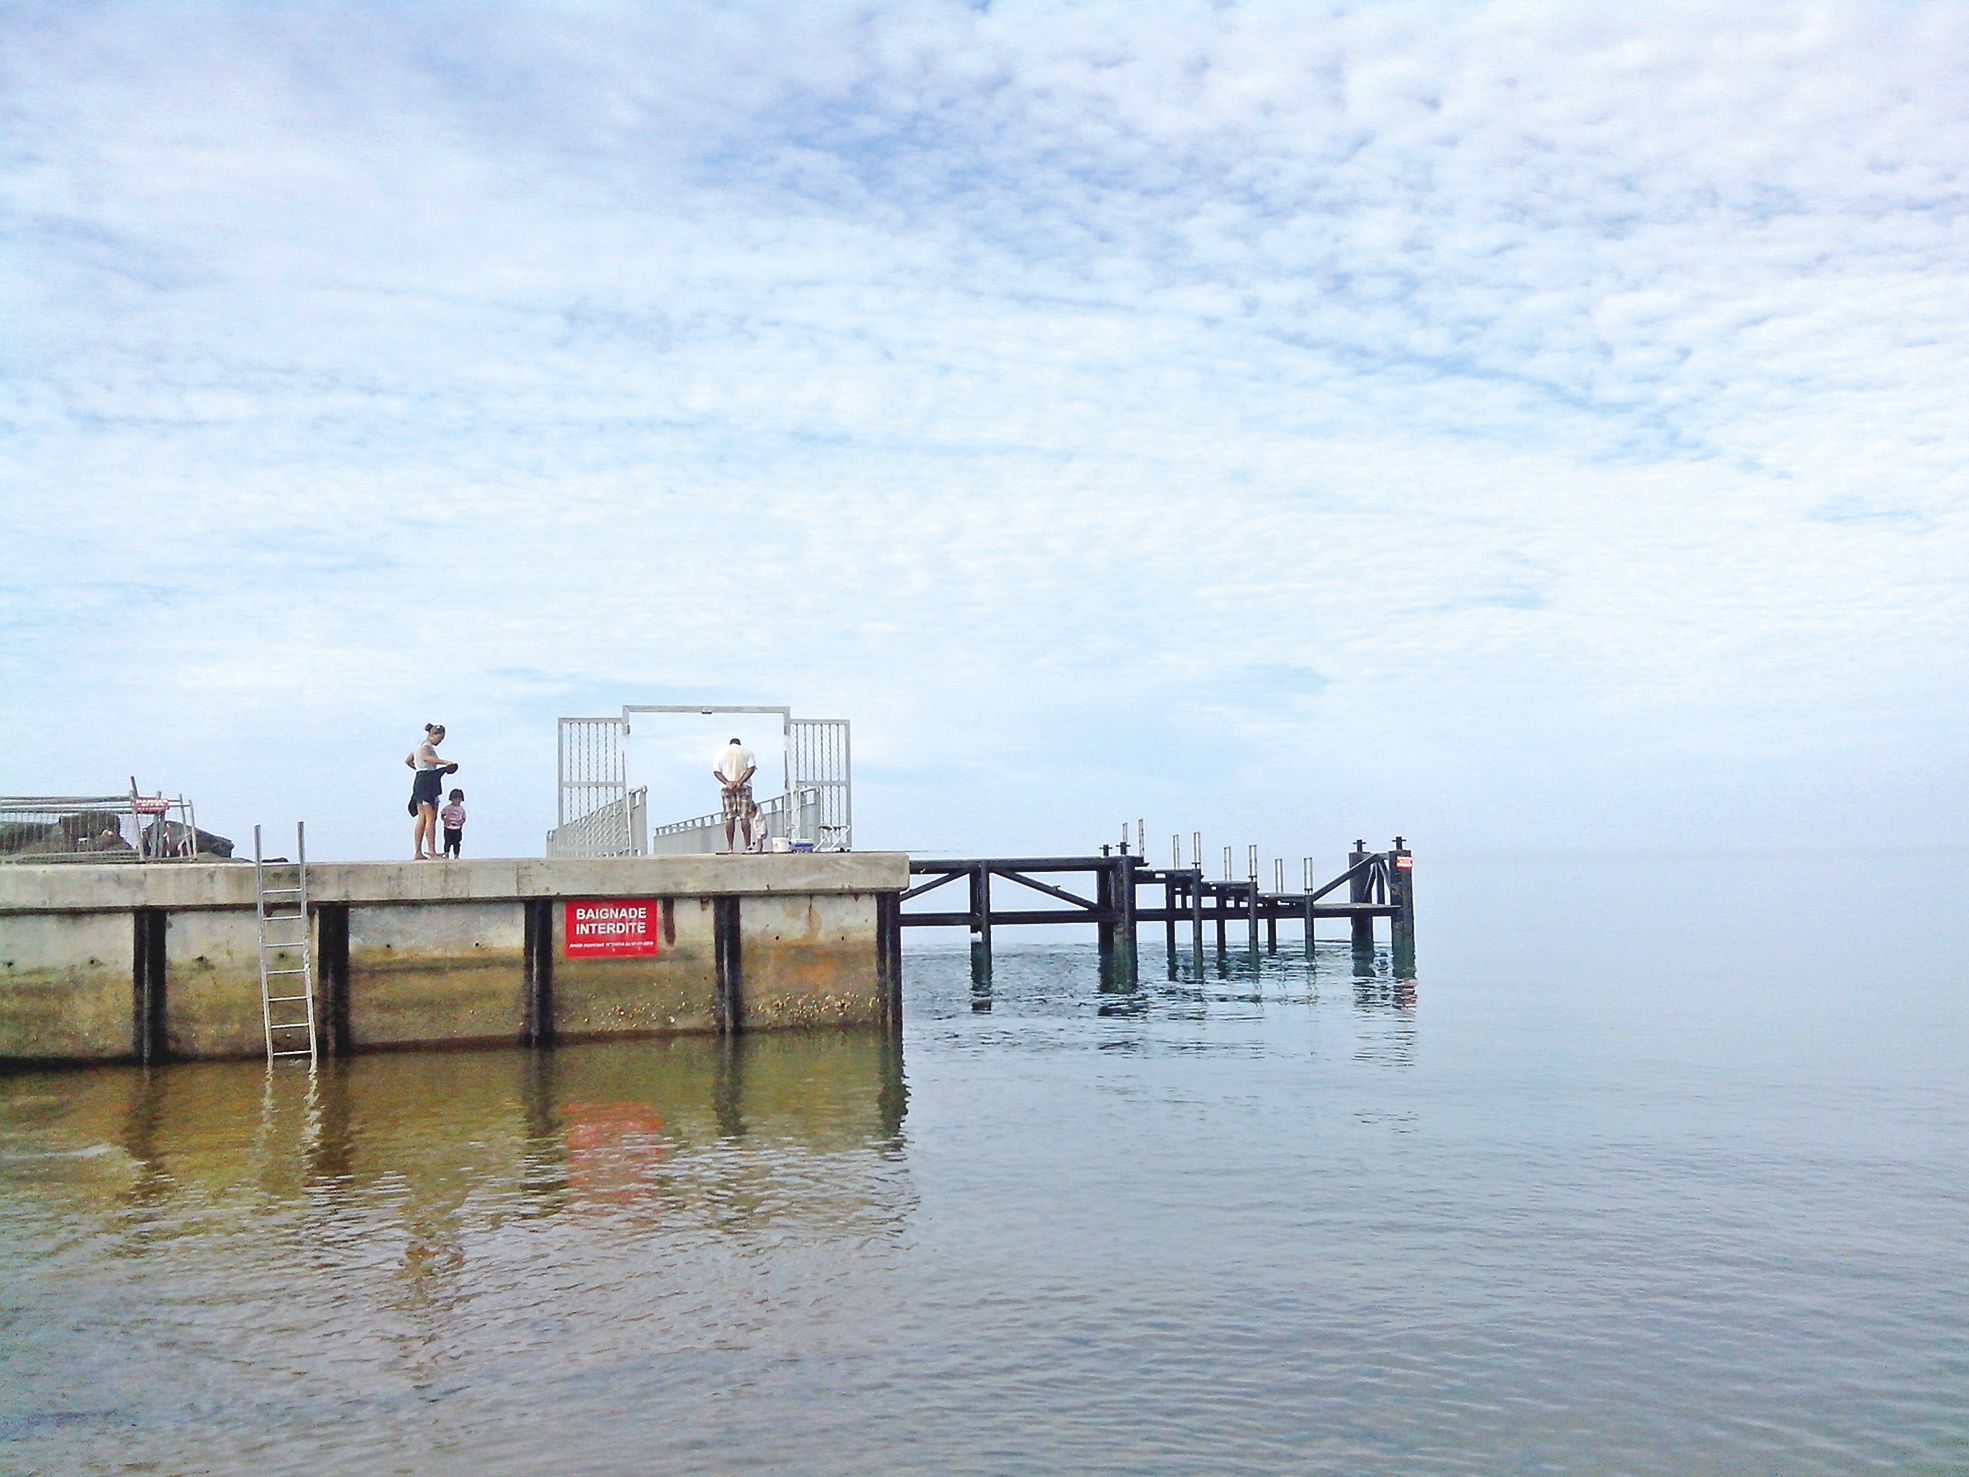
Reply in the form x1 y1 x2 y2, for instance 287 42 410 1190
3 0 1966 869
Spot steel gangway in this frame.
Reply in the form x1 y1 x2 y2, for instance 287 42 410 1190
253 822 318 1062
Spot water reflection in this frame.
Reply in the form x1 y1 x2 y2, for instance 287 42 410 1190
3 900 1963 1475
0 1032 913 1250
969 939 993 1011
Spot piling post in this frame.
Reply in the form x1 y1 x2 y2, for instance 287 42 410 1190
969 864 992 955
1117 855 1138 941
1190 866 1205 961
1389 836 1415 968
876 892 904 1031
1348 838 1374 951
1163 870 1178 967
1099 856 1138 986
1302 857 1316 960
1117 854 1139 982
713 896 743 1034
1095 855 1117 959
521 899 553 1048
133 908 167 1064
1246 845 1261 956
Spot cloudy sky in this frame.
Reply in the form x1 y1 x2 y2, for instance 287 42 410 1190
4 0 1965 867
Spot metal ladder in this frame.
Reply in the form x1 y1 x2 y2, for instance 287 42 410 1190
254 822 318 1062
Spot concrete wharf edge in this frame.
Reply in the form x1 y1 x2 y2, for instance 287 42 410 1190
0 855 909 1066
0 854 906 913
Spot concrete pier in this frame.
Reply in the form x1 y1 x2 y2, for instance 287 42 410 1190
0 855 907 1066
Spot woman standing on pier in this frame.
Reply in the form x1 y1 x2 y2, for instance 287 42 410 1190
405 723 457 860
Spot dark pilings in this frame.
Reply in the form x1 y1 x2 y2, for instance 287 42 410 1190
713 896 743 1033
892 845 1412 978
133 909 167 1064
1115 856 1138 983
969 864 993 989
1389 837 1415 968
1190 868 1204 961
876 892 903 1030
1095 853 1116 960
969 865 992 954
1349 839 1374 951
1117 856 1137 941
319 903 352 1056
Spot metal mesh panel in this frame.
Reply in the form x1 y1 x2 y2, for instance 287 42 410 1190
0 792 210 863
787 719 851 848
550 717 632 856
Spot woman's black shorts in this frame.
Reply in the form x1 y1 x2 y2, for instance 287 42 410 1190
411 768 444 810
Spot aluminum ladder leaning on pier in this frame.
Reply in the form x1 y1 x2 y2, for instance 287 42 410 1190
253 823 318 1063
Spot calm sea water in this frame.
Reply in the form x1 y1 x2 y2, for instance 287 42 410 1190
2 852 1965 1474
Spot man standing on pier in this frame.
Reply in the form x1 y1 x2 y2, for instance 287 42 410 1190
714 737 756 853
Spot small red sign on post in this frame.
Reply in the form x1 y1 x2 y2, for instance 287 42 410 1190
563 899 663 958
1394 854 1414 871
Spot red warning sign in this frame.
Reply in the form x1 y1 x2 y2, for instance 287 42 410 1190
1393 854 1413 870
563 899 663 958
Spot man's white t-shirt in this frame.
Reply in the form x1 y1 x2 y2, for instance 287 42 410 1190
717 745 755 784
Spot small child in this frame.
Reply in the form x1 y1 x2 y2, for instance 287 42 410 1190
747 800 769 853
439 789 467 859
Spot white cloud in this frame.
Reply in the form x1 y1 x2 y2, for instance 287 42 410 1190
3 0 1966 862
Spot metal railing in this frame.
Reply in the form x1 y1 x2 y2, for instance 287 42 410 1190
545 786 648 859
647 787 825 856
0 790 216 863
545 785 844 859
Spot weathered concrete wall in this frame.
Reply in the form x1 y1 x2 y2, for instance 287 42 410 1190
740 891 883 1028
0 912 133 1062
0 854 907 1065
348 902 527 1050
553 896 720 1040
165 910 286 1060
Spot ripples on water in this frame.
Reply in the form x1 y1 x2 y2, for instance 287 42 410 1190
3 888 1967 1473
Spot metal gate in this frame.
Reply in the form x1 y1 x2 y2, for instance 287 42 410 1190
788 718 852 849
551 716 637 857
550 705 852 856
